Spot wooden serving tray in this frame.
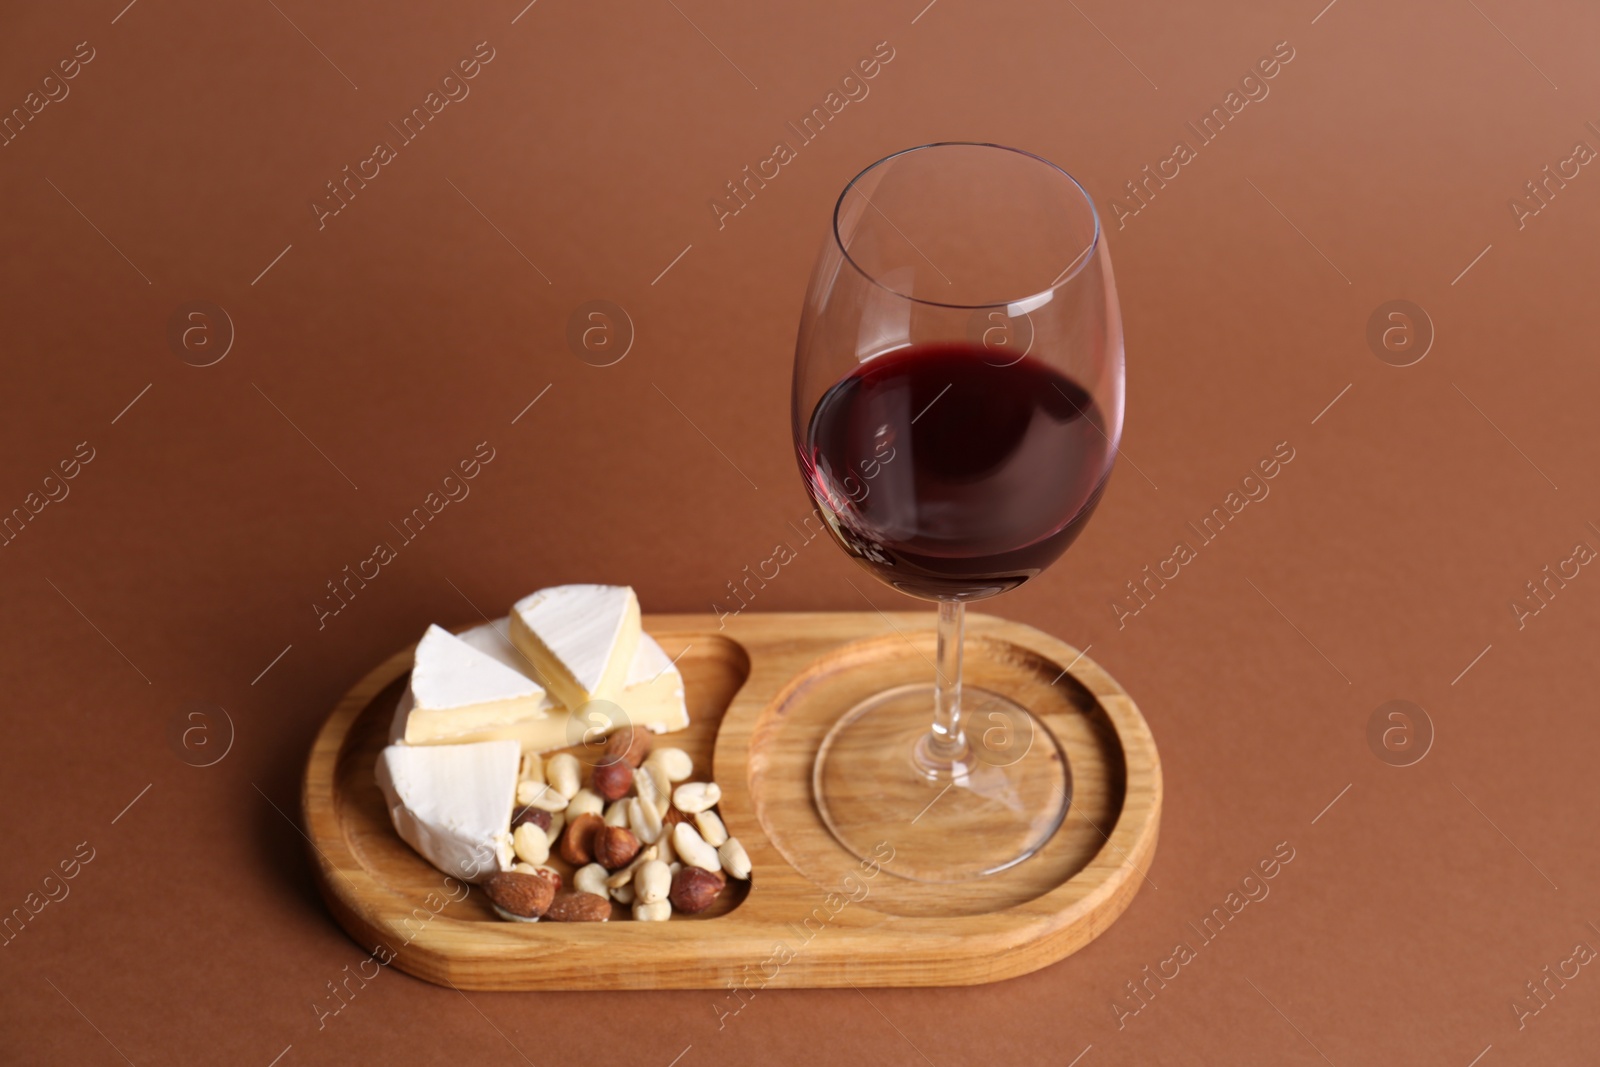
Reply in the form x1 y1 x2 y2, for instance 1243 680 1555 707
302 611 1161 990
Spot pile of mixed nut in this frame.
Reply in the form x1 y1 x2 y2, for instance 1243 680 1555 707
482 727 750 922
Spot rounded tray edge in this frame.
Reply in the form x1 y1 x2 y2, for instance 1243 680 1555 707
965 611 1165 920
301 643 416 957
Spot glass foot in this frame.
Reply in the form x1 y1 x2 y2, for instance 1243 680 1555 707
812 683 1070 882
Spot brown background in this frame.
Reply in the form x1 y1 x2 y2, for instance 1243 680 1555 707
4 0 1599 1062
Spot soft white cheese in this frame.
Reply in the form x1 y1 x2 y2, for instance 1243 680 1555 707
390 617 545 744
392 628 689 752
617 633 689 734
402 624 549 745
509 584 640 709
374 739 520 883
454 616 541 678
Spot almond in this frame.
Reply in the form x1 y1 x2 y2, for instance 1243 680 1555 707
591 756 634 802
669 866 725 914
545 890 612 922
560 812 604 866
592 824 641 870
483 870 555 919
604 726 652 768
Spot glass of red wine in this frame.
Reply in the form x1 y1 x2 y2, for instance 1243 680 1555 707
793 142 1123 882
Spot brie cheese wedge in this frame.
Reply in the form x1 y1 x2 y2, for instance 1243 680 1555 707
454 615 542 677
374 739 519 883
617 633 689 734
391 629 689 753
509 584 641 709
401 624 549 746
562 633 691 748
390 617 548 745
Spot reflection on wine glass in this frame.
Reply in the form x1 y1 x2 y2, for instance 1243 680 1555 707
792 143 1124 882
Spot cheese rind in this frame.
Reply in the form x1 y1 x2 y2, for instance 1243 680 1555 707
375 739 519 883
509 585 641 709
454 617 541 678
403 624 549 745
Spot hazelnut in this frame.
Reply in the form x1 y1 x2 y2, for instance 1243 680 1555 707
591 757 634 802
663 806 693 828
545 890 612 922
512 806 552 832
592 824 641 869
669 866 725 914
604 726 652 768
559 812 604 867
482 870 555 919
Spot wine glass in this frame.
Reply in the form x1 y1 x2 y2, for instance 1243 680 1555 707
792 142 1123 882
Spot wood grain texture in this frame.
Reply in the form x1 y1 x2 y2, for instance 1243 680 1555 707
301 611 1161 990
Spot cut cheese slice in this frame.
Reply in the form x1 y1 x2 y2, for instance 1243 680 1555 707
509 584 640 710
375 739 519 883
402 624 549 746
616 633 689 735
390 628 689 755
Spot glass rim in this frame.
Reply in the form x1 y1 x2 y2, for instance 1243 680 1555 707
830 141 1103 312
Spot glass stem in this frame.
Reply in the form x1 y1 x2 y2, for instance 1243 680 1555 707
919 599 971 772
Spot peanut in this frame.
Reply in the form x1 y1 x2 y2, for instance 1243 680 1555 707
647 747 694 783
511 823 550 866
672 781 721 814
517 781 568 812
573 863 610 898
545 753 581 799
566 788 604 819
718 837 751 880
629 796 664 845
694 809 728 847
636 859 671 905
672 822 721 872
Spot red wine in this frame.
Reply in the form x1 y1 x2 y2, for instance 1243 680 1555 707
801 341 1114 599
